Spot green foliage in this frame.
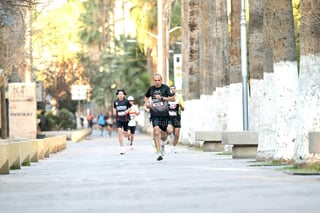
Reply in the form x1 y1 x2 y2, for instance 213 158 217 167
46 109 76 131
10 163 20 170
284 162 320 175
33 1 89 113
22 161 31 166
97 35 151 106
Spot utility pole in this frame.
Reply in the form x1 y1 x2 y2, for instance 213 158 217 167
241 0 249 130
157 0 163 78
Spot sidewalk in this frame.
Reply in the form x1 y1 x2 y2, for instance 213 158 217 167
0 129 319 213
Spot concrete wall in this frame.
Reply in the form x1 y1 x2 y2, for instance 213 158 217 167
179 69 318 162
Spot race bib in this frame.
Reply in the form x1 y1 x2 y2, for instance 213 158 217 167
169 111 177 116
118 111 126 116
151 100 169 116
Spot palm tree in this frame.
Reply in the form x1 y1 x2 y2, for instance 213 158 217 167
181 0 200 100
258 0 298 162
199 0 215 94
230 0 242 84
295 0 320 161
213 0 229 89
248 0 264 80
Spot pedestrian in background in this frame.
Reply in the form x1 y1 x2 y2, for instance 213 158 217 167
86 113 94 128
144 74 175 161
39 111 47 132
97 112 106 136
127 96 139 149
105 111 114 138
167 85 185 153
113 89 132 154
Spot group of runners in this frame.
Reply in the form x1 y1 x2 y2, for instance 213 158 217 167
95 73 184 161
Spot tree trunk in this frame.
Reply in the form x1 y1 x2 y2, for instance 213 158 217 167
295 0 320 161
199 0 216 94
182 0 200 100
230 0 242 84
248 0 264 80
258 0 298 162
213 0 229 88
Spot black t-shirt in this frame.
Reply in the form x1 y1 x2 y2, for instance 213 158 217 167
114 99 131 121
145 84 173 116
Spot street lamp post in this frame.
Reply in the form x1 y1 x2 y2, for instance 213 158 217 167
157 0 164 79
241 0 249 130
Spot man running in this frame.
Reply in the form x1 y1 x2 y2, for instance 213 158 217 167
144 74 175 161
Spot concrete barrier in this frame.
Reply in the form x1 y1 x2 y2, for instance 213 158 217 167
222 131 259 159
71 128 92 142
43 138 50 158
309 132 320 154
0 135 68 175
8 142 21 170
48 136 58 154
30 140 39 162
42 128 91 142
20 141 31 166
0 143 9 174
194 131 224 152
56 135 67 151
37 139 45 160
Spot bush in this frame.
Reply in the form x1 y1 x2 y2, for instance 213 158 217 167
46 109 76 131
57 109 76 130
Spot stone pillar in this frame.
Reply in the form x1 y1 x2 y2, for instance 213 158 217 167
8 83 37 139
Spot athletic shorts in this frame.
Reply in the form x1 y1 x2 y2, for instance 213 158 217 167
150 115 169 132
115 120 128 131
128 126 136 134
168 116 181 128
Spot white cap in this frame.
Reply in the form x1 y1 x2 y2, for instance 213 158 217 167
128 96 134 101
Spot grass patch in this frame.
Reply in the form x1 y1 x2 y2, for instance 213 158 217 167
10 163 21 170
22 161 31 166
215 152 232 155
283 163 320 175
249 160 288 167
188 146 203 151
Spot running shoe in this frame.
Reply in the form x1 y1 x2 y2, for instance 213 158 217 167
171 146 177 153
157 155 163 161
120 146 125 155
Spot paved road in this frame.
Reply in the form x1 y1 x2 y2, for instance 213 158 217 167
0 129 320 213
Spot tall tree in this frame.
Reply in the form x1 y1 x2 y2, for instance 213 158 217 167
130 0 158 78
0 0 32 81
248 0 264 80
295 0 320 161
199 0 215 94
213 0 229 89
230 0 242 84
258 0 298 162
182 0 200 100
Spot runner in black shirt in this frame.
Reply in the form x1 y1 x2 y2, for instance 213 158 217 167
144 74 175 161
113 89 132 154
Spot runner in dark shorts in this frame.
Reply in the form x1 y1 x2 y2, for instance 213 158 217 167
144 74 175 161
